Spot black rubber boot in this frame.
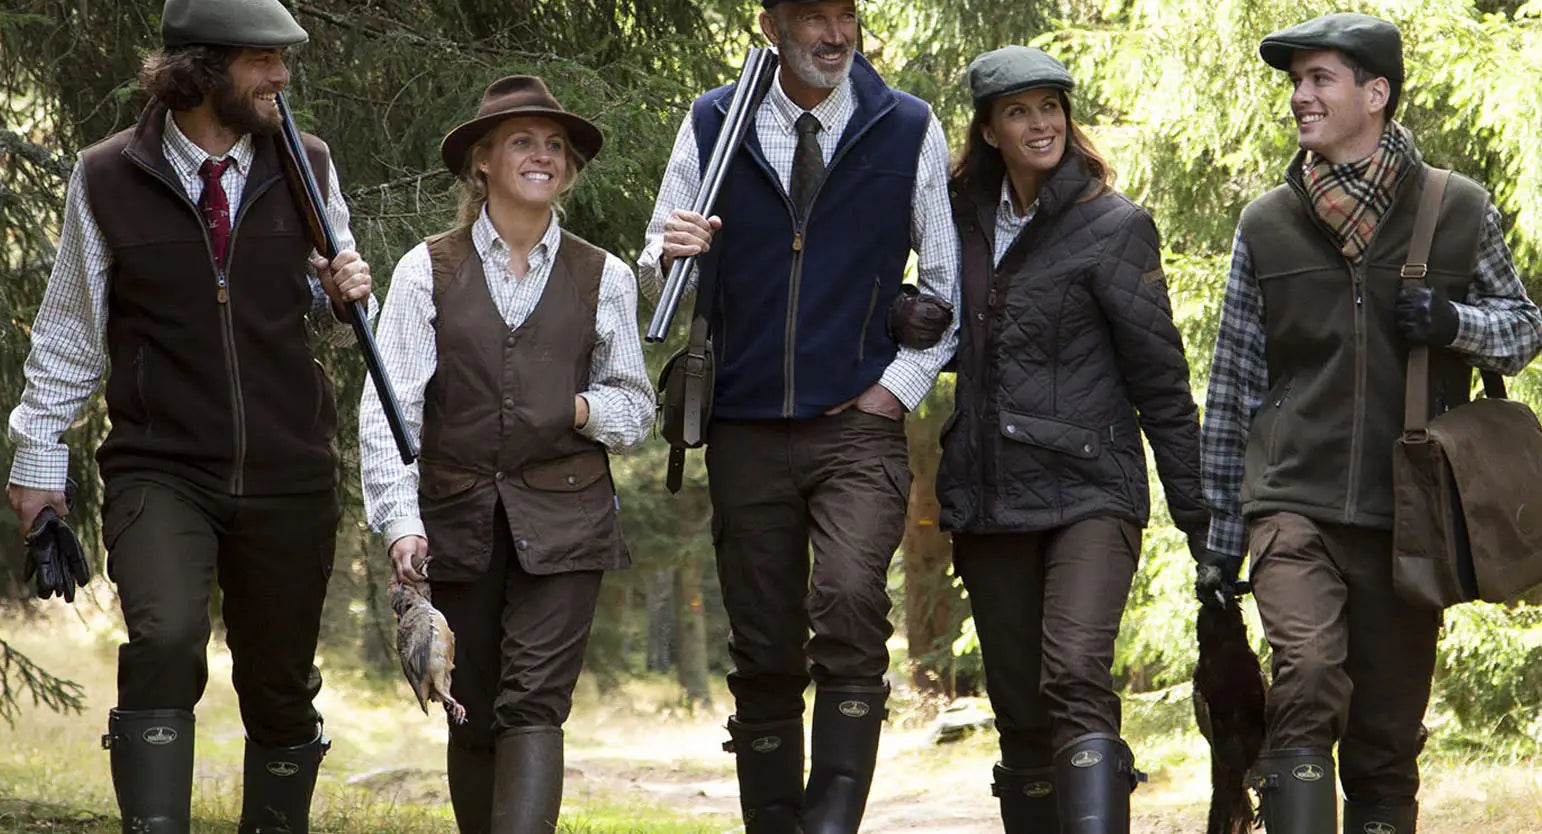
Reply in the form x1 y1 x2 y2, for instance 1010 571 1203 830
725 715 805 833
447 741 495 834
102 708 196 833
1253 748 1337 834
801 684 888 834
1343 799 1417 834
1053 734 1142 834
237 728 330 833
490 725 564 834
993 762 1060 833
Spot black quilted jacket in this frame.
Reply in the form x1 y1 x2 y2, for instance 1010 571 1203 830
937 152 1207 536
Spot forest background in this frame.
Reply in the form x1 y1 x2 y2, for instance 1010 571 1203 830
2 0 1542 815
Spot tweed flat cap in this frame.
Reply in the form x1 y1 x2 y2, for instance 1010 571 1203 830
967 45 1074 106
162 0 309 49
1259 13 1403 86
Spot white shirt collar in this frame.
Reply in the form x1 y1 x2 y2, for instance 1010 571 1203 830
472 205 563 266
765 68 853 136
162 110 254 179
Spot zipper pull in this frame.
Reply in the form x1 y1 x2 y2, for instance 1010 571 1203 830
217 276 229 304
792 232 803 252
987 287 998 308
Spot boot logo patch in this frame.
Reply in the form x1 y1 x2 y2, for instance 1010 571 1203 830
267 761 300 777
1363 824 1397 834
142 727 177 745
1023 781 1053 798
1291 764 1325 782
1070 750 1103 768
751 736 782 753
838 700 870 718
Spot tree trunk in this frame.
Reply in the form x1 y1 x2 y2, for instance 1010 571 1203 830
902 394 963 697
645 570 674 672
674 557 713 709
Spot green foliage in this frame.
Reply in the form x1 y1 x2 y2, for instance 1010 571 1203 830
1433 602 1542 738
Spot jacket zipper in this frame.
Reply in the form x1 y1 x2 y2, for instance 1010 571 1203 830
128 153 277 496
1266 378 1293 461
1286 162 1411 524
857 276 880 363
978 207 1046 522
746 101 897 418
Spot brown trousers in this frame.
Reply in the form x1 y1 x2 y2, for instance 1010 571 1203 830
954 518 1141 763
100 471 339 747
433 502 603 752
1248 511 1442 804
705 411 912 722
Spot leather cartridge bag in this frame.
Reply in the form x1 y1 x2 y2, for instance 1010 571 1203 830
1391 167 1542 608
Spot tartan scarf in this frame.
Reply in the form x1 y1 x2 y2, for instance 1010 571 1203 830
1302 122 1414 260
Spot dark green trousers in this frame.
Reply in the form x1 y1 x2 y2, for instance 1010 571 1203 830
102 471 339 747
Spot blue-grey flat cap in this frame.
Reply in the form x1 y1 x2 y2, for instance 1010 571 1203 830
967 45 1075 106
162 0 309 49
1259 13 1402 86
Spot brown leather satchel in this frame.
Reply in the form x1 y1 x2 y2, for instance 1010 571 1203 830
1391 167 1542 608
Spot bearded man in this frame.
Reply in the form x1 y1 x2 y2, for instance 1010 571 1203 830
636 1 959 831
4 1 372 831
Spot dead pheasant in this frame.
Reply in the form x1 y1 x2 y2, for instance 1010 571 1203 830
1193 595 1267 834
391 580 467 724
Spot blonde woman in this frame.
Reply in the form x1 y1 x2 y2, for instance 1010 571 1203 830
359 76 653 833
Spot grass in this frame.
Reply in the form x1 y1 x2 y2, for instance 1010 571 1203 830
5 602 1542 833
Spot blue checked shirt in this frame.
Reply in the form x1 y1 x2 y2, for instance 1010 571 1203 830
1202 202 1542 561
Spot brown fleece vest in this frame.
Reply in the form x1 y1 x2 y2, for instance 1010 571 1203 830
1239 161 1487 529
416 225 630 579
81 101 337 495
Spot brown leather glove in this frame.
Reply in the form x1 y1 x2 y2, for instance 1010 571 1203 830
887 284 954 350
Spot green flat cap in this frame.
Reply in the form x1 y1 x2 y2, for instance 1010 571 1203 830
162 0 309 49
967 45 1074 106
1259 13 1402 85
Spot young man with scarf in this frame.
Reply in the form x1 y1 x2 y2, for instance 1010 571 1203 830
637 1 958 831
1199 13 1542 834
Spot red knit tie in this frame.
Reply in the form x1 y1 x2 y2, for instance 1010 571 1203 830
198 157 233 271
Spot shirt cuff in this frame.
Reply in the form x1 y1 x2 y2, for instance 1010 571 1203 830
6 444 70 491
879 356 939 412
385 517 426 548
576 391 607 441
1448 302 1483 354
1206 511 1247 563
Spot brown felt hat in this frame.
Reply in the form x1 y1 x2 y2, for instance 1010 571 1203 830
440 76 604 176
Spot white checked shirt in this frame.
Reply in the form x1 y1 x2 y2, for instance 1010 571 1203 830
359 207 655 546
6 111 363 491
993 176 1037 268
637 68 962 411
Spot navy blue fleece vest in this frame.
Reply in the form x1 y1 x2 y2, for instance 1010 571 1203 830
691 55 929 419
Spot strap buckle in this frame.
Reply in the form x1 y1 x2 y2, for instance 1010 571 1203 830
1400 263 1429 279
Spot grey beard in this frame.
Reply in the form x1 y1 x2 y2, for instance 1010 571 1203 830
780 44 853 90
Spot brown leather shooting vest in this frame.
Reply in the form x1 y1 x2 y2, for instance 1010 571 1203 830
81 101 338 495
1239 157 1488 530
417 225 629 580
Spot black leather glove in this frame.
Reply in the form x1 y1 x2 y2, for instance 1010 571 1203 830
23 482 88 603
1395 285 1459 346
887 284 954 350
1194 549 1247 610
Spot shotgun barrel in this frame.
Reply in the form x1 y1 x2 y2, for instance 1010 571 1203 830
645 47 778 343
276 91 418 464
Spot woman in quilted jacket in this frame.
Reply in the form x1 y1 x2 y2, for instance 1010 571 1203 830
936 46 1209 834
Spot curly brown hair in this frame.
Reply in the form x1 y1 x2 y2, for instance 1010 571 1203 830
138 45 239 110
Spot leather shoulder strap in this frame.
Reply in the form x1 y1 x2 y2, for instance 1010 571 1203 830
1403 166 1451 434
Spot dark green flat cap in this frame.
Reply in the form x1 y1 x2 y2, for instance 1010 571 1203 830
1259 12 1402 85
967 45 1074 106
162 0 309 49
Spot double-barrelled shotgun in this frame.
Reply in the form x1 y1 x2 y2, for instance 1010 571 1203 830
275 91 417 465
645 47 778 343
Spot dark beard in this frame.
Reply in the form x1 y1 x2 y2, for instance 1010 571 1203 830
212 78 280 136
